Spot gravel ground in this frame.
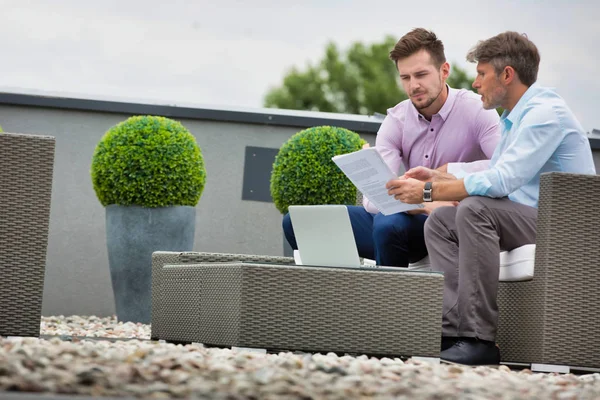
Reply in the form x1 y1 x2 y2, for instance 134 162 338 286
0 315 599 399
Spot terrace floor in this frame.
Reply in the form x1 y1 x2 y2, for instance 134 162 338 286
1 316 599 399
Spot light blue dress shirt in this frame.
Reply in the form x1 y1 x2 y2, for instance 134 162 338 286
464 84 596 208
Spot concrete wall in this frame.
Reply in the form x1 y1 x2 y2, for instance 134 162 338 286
0 94 378 317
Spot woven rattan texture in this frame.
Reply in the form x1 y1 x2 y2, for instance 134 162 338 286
498 172 600 368
161 265 243 344
160 262 444 358
151 252 295 340
151 252 181 340
537 172 600 367
0 133 55 337
497 279 545 363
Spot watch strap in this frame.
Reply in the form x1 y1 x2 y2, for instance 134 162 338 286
423 181 433 202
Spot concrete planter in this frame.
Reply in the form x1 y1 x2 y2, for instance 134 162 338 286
106 205 195 323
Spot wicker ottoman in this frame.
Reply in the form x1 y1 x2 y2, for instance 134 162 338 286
151 252 296 341
158 262 444 358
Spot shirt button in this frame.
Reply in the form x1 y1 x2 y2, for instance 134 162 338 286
430 128 434 132
425 155 429 158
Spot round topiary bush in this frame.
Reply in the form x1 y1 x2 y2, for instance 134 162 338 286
270 125 366 215
91 115 206 208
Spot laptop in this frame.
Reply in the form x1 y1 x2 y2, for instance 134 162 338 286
288 204 362 268
288 204 434 272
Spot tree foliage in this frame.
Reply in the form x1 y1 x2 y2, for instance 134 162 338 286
265 36 476 115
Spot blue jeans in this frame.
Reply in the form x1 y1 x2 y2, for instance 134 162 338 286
282 206 428 267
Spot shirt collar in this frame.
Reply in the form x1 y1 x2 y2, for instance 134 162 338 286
505 82 542 126
413 84 456 121
500 109 512 131
436 85 457 121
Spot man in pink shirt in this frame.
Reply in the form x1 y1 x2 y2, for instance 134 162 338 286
283 28 499 267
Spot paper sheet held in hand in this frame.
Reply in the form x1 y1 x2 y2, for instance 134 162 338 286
332 147 424 215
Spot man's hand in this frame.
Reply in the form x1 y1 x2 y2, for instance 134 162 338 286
389 176 470 204
403 166 438 182
436 163 449 173
386 177 425 204
362 143 371 149
405 201 460 215
404 166 457 182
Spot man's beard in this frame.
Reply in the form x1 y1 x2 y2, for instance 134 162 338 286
483 86 507 110
412 84 443 111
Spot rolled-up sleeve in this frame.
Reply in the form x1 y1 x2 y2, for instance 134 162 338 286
464 106 565 197
447 160 491 179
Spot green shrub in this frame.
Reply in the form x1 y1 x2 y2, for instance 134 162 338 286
0 124 3 132
91 115 206 208
270 125 366 215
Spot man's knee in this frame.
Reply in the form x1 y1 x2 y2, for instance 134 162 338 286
456 196 489 221
372 213 410 240
423 215 436 239
346 205 373 226
426 206 456 232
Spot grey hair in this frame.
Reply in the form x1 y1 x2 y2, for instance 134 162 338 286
466 31 540 86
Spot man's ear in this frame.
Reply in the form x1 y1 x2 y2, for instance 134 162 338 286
441 62 450 80
503 66 517 85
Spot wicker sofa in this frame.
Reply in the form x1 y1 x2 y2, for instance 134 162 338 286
496 172 600 369
151 172 600 369
0 132 56 337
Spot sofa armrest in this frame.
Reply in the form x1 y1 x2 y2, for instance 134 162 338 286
497 172 600 368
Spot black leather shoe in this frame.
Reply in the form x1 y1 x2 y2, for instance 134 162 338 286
440 338 500 365
441 336 459 351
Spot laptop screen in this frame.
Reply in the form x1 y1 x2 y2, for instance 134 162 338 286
288 205 361 268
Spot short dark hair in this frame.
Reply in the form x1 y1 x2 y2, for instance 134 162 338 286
466 31 540 86
389 28 446 68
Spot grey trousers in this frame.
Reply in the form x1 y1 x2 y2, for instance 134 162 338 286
424 196 537 341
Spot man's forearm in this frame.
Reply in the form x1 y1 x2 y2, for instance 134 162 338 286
432 179 470 201
433 171 457 182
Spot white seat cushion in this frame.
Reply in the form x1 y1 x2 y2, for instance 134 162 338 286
406 244 536 282
498 244 535 282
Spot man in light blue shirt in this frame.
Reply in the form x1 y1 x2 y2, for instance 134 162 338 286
460 83 595 207
385 31 596 365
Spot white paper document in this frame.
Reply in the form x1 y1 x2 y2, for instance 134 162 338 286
332 147 424 216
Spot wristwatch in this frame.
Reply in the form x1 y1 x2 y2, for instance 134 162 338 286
423 182 433 202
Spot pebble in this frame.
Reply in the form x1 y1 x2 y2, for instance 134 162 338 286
0 315 597 398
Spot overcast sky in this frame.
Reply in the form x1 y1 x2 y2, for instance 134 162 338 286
1 0 599 130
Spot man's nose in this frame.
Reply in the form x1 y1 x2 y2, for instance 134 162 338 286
410 79 421 92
